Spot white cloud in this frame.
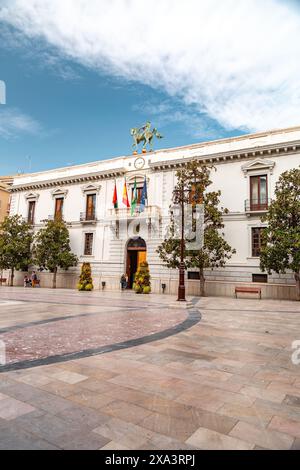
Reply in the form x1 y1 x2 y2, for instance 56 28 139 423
1 0 300 132
0 108 41 138
133 99 221 140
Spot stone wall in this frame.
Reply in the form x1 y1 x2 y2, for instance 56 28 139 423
2 269 296 301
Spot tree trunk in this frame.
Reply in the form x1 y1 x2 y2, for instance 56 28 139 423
199 267 205 297
53 268 57 289
295 272 300 301
10 267 14 287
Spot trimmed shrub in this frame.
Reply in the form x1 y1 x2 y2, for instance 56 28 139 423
77 263 94 291
134 261 151 294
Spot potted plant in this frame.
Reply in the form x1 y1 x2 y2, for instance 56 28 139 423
77 262 94 291
134 261 151 294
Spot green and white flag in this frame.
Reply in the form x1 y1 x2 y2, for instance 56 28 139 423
131 178 137 216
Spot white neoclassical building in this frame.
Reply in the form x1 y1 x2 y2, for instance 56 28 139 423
8 126 300 299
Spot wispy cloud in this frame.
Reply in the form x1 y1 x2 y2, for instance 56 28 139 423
1 0 300 132
0 22 81 81
0 108 41 138
133 99 222 140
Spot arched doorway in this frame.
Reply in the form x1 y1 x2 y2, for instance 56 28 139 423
126 237 147 288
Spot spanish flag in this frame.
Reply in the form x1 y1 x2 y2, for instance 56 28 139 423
122 179 130 208
112 181 118 209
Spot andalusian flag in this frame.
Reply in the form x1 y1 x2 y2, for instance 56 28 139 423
112 181 118 209
131 178 137 216
139 176 148 212
122 179 130 208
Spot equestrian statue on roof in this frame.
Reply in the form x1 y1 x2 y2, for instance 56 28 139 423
130 121 163 153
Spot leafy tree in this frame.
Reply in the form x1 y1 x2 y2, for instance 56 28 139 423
260 168 300 300
33 219 78 288
77 263 94 291
0 235 6 282
133 261 151 294
0 215 33 286
157 161 235 296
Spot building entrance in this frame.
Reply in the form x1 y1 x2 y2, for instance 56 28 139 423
126 237 147 288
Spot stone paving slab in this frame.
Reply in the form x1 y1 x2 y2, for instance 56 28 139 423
0 288 300 449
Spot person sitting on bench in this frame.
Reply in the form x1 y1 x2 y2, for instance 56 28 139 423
24 275 32 287
120 274 128 290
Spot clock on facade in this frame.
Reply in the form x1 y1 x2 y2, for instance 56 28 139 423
134 157 145 170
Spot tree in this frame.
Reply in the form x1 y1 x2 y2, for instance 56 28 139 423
0 215 33 286
33 219 78 288
77 263 94 291
260 168 300 300
157 161 235 296
133 261 151 294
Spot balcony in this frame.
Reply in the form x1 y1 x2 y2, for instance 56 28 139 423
245 199 271 214
80 212 97 224
46 214 64 221
107 205 161 221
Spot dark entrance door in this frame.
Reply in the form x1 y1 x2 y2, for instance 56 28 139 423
126 237 147 289
127 251 138 288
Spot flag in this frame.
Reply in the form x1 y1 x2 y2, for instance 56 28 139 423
131 178 137 216
112 181 118 209
122 179 130 208
139 176 148 212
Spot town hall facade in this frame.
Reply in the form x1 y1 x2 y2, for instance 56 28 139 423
8 126 300 300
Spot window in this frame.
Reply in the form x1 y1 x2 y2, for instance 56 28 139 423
86 194 96 220
250 175 268 210
252 274 268 283
84 233 94 256
54 198 64 219
131 186 143 205
251 227 264 257
27 200 36 224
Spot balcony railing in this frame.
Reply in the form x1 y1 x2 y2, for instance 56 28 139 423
80 212 97 223
107 205 161 220
46 214 64 221
245 199 271 212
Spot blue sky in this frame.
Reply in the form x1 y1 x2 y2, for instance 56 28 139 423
0 0 299 175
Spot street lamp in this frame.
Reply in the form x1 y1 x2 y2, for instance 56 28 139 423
173 177 191 302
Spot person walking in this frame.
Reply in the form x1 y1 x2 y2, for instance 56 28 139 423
31 271 38 288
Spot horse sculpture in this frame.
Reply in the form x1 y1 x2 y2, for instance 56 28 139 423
131 121 163 152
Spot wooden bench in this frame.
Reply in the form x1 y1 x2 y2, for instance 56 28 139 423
0 278 7 286
235 286 261 299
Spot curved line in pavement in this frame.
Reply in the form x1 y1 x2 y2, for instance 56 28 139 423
0 308 201 373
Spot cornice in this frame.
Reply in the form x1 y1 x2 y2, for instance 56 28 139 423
8 138 300 193
10 168 126 193
149 140 300 171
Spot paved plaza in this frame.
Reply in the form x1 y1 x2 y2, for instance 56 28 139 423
0 287 300 450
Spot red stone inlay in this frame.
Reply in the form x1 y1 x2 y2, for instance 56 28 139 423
1 307 187 365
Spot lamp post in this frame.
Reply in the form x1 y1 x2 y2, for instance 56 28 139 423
178 191 186 301
174 177 191 302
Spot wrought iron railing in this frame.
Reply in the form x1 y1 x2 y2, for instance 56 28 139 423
245 199 271 212
80 212 97 222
